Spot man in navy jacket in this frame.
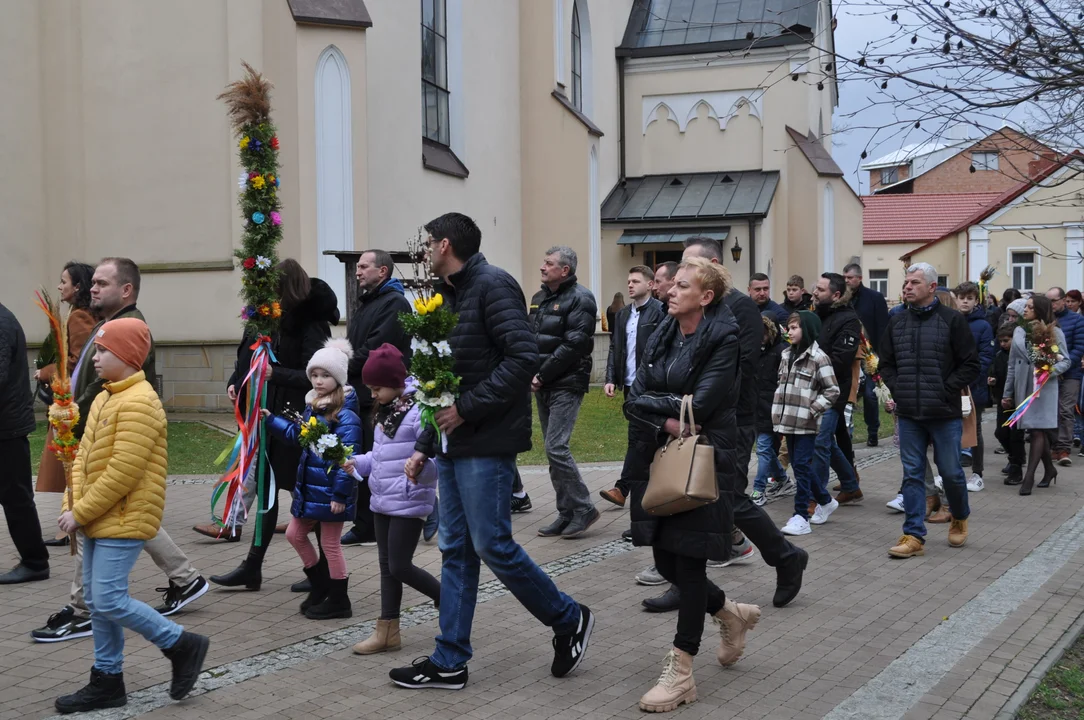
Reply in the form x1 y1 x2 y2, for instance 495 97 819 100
1048 287 1084 465
845 263 889 445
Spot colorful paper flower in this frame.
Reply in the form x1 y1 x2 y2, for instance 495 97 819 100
275 177 281 187
270 136 280 150
258 304 271 316
251 140 262 152
271 302 282 318
266 174 276 184
270 211 282 226
241 306 256 320
239 136 251 149
252 212 266 225
251 175 266 189
238 172 248 189
256 255 271 270
249 171 258 179
242 257 256 270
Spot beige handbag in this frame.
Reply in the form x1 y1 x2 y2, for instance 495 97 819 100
642 395 718 516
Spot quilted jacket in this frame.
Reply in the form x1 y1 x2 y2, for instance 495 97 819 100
353 380 437 519
71 371 168 540
266 387 363 522
529 275 598 393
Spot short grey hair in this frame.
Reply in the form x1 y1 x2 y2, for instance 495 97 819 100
906 262 938 285
843 263 862 277
545 245 578 275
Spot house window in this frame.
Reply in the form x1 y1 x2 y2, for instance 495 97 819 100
880 167 898 185
571 3 582 110
937 274 949 288
421 0 449 146
869 269 889 297
1011 252 1035 291
973 151 999 171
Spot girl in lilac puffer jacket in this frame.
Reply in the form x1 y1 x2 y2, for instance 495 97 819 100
345 343 441 655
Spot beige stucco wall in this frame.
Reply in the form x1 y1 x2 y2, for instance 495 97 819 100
862 242 920 301
833 177 865 271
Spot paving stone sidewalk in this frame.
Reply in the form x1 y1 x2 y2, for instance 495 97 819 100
2 438 1083 720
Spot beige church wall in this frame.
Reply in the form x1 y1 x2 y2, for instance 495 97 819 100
782 147 820 286
364 0 523 285
640 103 763 176
833 178 865 272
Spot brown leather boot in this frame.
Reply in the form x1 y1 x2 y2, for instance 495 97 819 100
927 497 952 524
948 518 968 548
638 648 697 713
598 488 626 507
924 495 940 520
712 599 761 666
352 618 401 655
888 534 925 558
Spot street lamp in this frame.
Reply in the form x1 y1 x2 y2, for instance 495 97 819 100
730 236 743 263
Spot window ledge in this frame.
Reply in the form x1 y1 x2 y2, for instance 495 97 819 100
422 139 469 179
551 90 603 137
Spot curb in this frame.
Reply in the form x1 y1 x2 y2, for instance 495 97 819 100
994 605 1084 720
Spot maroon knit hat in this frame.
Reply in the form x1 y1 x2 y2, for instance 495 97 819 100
362 343 408 388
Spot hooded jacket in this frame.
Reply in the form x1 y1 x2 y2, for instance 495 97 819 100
354 379 438 519
347 277 414 408
772 335 839 436
964 305 996 407
815 294 861 413
529 275 598 393
624 306 741 562
266 386 363 522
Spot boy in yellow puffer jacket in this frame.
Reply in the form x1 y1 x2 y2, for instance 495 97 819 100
54 318 210 714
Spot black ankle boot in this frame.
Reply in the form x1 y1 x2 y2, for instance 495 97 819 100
774 547 809 608
161 631 210 700
300 556 329 613
55 667 127 713
304 577 352 620
209 554 262 590
1004 465 1023 485
641 584 681 613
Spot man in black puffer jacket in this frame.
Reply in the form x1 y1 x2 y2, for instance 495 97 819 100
389 213 594 690
529 246 600 538
0 302 49 584
813 273 862 506
880 262 979 559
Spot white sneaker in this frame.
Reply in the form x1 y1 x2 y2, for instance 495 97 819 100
934 475 944 491
765 477 796 499
781 515 811 536
636 565 667 586
886 494 905 513
966 473 984 492
810 499 839 525
709 540 759 568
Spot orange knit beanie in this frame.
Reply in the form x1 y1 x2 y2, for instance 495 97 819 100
94 317 151 371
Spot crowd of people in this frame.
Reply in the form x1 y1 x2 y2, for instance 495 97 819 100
1 214 1081 714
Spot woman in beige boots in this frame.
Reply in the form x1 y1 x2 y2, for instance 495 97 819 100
624 257 761 713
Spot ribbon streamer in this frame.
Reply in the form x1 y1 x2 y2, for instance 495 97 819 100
1003 369 1051 428
209 337 278 544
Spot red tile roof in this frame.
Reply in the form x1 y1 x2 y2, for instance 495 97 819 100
862 192 1006 244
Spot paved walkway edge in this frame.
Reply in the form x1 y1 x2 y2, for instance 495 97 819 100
993 602 1084 720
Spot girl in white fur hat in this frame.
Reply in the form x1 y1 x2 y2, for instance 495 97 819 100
262 337 362 620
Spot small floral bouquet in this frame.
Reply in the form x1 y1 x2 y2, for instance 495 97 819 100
1004 321 1063 427
399 231 461 450
285 410 354 472
860 332 894 408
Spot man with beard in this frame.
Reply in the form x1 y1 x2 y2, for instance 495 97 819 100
343 250 413 546
811 273 862 510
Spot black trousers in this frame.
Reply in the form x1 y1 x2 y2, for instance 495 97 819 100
616 388 653 496
733 424 801 567
350 412 376 541
995 408 1026 465
0 436 49 571
834 404 856 469
653 546 725 656
374 513 441 619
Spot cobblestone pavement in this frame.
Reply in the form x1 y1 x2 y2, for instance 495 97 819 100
2 432 1083 720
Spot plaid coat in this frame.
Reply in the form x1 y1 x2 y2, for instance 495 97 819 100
772 342 840 435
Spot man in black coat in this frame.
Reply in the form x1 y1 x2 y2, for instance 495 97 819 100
600 266 665 508
748 273 790 326
529 246 600 538
342 250 413 545
845 263 889 446
388 212 593 690
813 273 862 506
879 262 979 558
0 302 49 584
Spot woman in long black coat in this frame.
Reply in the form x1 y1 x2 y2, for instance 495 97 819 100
624 257 761 713
210 260 339 590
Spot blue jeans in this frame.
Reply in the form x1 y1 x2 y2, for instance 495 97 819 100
753 432 786 493
897 417 970 539
432 455 580 670
813 408 858 493
84 537 183 675
788 434 826 518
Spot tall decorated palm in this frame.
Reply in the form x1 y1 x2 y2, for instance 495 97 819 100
211 63 283 544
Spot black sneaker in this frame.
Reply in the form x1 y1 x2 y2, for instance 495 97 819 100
32 606 93 643
390 657 468 690
54 667 126 713
961 453 973 468
154 576 210 616
551 604 594 678
511 493 533 514
867 437 878 447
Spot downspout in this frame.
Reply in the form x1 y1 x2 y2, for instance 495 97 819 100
618 55 626 181
748 218 756 277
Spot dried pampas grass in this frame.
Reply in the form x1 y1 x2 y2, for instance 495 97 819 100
218 61 273 130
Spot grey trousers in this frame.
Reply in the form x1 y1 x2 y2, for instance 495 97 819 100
1056 379 1081 454
536 389 593 519
71 527 200 619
